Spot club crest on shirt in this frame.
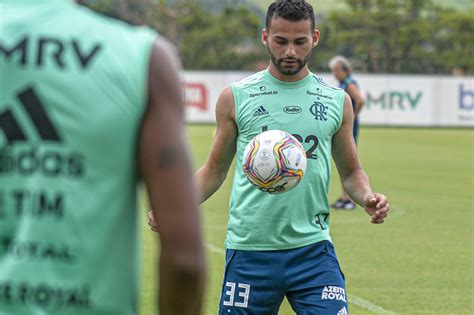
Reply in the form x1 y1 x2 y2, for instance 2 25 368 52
310 102 328 121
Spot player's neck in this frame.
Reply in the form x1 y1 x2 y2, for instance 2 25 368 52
267 64 310 82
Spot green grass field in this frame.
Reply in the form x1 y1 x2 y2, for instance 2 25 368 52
139 126 473 315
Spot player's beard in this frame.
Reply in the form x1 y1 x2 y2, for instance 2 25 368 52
268 47 313 76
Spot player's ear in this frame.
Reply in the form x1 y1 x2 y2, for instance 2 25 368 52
312 29 320 48
262 28 269 47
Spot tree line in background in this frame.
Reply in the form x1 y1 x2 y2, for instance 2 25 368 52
83 0 473 75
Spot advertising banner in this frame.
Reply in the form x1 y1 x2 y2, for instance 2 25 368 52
183 72 473 127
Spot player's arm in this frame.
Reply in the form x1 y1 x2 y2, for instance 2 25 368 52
346 83 365 116
332 93 389 224
138 36 205 315
195 87 238 203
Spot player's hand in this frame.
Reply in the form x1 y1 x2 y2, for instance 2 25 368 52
362 193 389 224
147 210 158 232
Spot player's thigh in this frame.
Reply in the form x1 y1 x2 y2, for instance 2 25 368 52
219 249 285 315
286 241 349 314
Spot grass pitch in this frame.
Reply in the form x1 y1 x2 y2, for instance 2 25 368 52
139 126 473 315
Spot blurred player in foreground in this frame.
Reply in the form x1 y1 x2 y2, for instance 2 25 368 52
0 1 205 314
329 55 366 210
149 0 388 314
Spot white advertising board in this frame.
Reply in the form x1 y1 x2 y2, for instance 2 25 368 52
183 72 248 123
183 71 474 127
437 78 473 126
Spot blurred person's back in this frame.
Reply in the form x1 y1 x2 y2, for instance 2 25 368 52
0 1 182 314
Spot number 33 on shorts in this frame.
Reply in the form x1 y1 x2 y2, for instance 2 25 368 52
222 282 250 308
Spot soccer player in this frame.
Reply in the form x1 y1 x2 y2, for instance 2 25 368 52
150 0 389 314
0 1 205 315
329 55 366 210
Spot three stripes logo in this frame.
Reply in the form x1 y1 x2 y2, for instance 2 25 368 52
253 105 269 117
0 86 85 177
0 87 61 144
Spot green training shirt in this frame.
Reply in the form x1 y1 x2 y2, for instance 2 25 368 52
0 1 156 314
227 69 345 251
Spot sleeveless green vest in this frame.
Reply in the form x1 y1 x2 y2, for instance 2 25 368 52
227 69 345 251
0 1 156 314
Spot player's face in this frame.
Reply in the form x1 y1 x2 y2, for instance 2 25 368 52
263 17 319 76
332 63 348 82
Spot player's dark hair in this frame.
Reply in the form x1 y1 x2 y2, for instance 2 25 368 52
266 0 315 31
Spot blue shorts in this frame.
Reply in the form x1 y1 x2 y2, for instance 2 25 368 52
219 241 348 315
353 117 360 144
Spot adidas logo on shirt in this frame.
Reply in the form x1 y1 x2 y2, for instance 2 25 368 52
337 306 348 315
0 87 62 144
0 86 85 178
253 106 269 117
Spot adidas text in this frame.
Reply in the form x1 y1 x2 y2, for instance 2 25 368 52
0 147 85 178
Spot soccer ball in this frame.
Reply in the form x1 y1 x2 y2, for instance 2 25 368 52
242 130 307 194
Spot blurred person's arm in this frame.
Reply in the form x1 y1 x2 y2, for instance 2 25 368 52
194 87 237 203
138 36 205 315
332 93 389 224
346 83 365 117
147 88 236 231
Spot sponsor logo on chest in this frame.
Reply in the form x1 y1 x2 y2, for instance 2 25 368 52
253 106 269 117
307 89 333 100
283 106 302 114
250 86 279 98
